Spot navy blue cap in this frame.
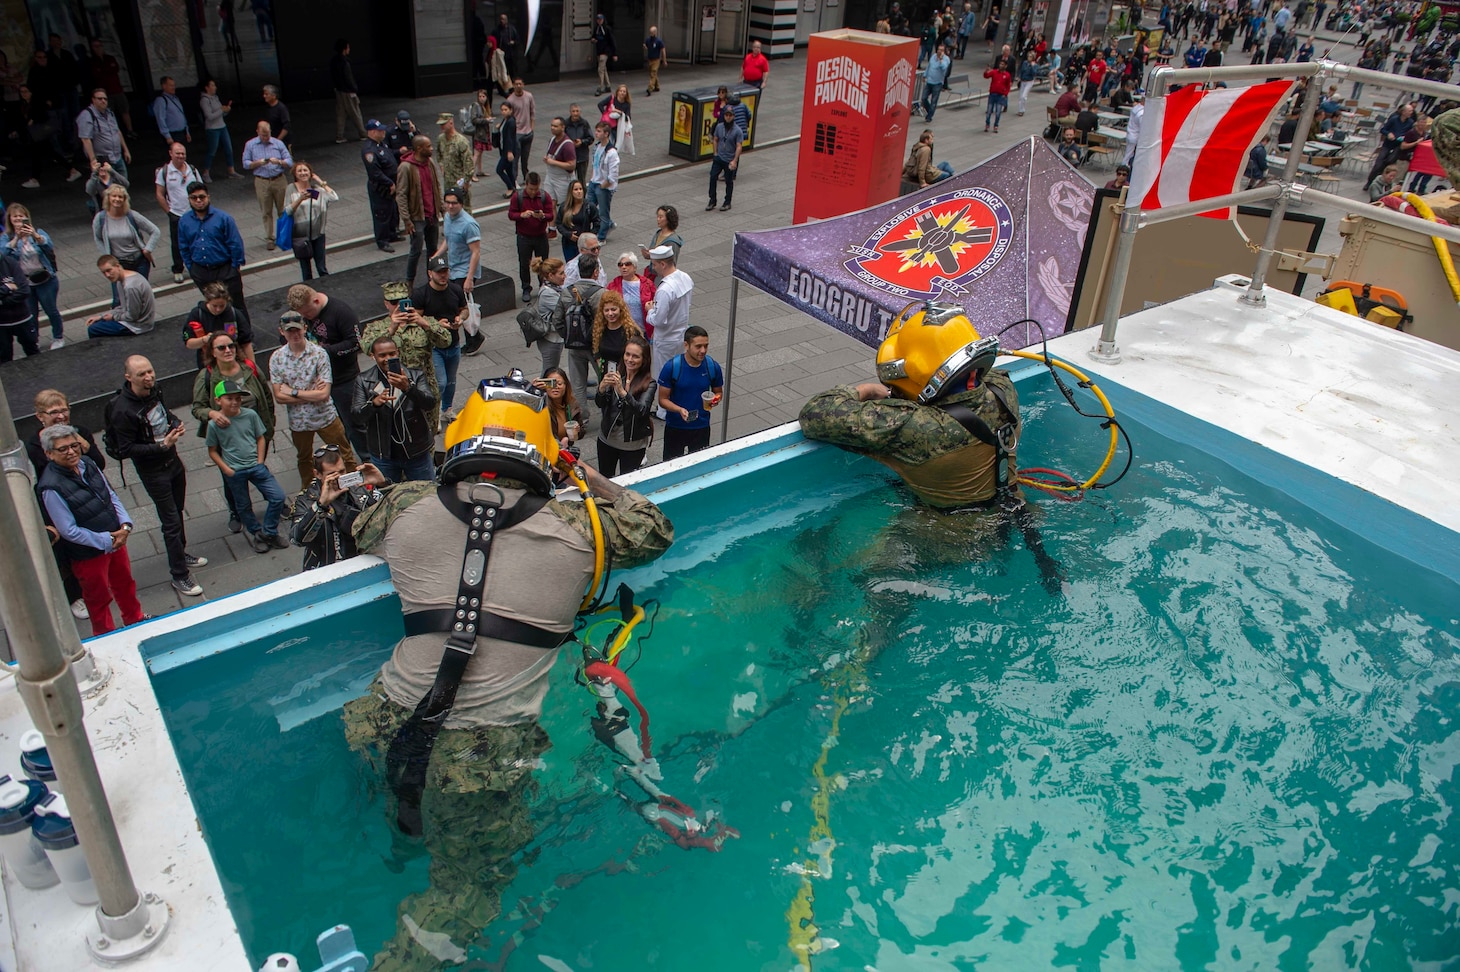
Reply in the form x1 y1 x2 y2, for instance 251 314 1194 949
31 794 79 851
366 118 386 131
0 776 49 836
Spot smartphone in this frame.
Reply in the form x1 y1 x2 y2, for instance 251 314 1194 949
308 188 320 198
606 362 617 374
337 471 364 489
386 359 404 375
397 297 413 312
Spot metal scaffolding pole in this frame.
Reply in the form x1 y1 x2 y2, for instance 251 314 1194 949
1084 57 1460 362
0 383 170 961
1243 67 1324 306
720 276 740 445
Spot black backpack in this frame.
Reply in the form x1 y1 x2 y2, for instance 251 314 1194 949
563 285 594 351
101 394 128 485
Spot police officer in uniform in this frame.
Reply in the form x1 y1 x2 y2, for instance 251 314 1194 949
342 370 673 971
362 118 400 252
385 109 418 158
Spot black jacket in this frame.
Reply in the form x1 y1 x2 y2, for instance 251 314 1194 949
351 364 435 461
595 375 658 444
106 383 183 475
290 477 377 570
0 254 33 329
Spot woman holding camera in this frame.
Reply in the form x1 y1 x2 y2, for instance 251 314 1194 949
285 161 338 281
594 334 655 476
534 367 583 459
92 184 160 283
1 203 66 349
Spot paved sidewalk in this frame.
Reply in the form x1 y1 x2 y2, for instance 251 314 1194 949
1 34 1395 652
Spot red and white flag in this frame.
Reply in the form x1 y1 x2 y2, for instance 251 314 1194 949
1127 80 1294 218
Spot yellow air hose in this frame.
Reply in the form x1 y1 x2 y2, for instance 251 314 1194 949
1400 192 1460 306
568 464 606 611
1004 349 1120 492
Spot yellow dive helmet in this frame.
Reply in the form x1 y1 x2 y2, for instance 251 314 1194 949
441 369 559 494
876 301 1001 404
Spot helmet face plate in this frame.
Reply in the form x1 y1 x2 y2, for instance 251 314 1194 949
442 371 559 494
877 303 999 403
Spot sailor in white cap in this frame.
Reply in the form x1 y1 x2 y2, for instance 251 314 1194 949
645 244 693 412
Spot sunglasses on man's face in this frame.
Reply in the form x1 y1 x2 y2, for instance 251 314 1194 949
189 192 209 200
313 445 342 459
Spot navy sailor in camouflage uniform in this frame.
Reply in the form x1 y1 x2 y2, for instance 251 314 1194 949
799 301 1063 598
342 370 673 971
799 301 1020 510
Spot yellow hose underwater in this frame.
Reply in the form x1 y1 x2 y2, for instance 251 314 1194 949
1004 349 1120 492
1400 192 1460 306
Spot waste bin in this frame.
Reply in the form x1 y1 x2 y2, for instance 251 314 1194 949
669 84 762 161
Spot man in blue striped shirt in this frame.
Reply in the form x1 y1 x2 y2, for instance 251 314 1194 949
151 76 190 150
242 120 293 251
178 182 248 310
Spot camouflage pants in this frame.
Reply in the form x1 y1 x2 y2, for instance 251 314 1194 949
342 680 551 971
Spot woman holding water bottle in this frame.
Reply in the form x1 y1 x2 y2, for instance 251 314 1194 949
284 161 338 280
594 334 656 476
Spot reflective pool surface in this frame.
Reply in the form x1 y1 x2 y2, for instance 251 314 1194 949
149 376 1460 970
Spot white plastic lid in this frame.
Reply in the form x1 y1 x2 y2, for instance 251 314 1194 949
33 793 69 820
0 776 26 810
18 730 45 754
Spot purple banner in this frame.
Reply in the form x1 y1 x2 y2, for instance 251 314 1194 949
732 137 1094 351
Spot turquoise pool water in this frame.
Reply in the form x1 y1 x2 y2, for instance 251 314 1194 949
147 376 1460 970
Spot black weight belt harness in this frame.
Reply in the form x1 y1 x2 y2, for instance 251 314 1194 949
940 384 1063 595
385 484 555 836
939 381 1020 494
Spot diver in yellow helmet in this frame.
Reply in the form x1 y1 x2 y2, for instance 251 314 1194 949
799 301 1021 510
341 368 674 972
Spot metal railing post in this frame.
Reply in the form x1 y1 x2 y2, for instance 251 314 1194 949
1243 68 1325 305
1089 207 1141 363
0 383 170 961
720 276 740 445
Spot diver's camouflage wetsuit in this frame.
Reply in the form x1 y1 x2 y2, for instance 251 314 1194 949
343 478 672 971
798 371 1020 509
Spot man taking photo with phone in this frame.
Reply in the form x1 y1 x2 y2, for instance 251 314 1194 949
351 335 436 482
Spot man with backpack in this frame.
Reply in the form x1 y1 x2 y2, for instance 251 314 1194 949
105 354 207 597
657 326 723 459
552 263 604 424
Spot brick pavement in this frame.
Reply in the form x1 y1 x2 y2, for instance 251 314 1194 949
1 30 1391 650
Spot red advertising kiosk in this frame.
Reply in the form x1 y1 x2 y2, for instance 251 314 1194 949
791 29 921 225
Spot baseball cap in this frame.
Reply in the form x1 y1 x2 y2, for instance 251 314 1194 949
437 112 454 125
279 311 307 330
396 109 411 122
366 118 385 131
213 378 247 397
427 254 449 272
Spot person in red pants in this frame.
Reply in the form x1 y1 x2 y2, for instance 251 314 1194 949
36 424 145 635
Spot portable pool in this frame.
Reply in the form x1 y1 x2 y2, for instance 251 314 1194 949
0 282 1457 971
